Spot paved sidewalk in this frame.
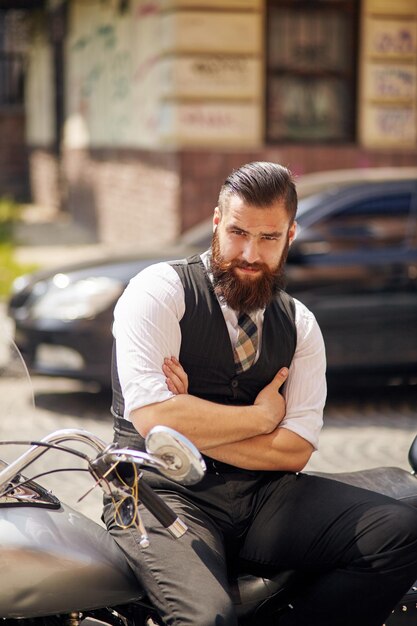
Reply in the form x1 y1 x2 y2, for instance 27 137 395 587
306 386 417 474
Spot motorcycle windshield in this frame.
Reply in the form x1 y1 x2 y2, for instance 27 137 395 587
0 317 35 445
0 314 108 521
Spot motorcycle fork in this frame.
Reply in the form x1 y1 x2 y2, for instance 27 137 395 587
63 614 82 626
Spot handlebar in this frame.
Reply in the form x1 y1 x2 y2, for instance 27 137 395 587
98 445 169 472
0 426 206 545
137 479 187 538
0 428 108 493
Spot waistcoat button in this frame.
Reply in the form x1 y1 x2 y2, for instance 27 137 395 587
231 379 239 388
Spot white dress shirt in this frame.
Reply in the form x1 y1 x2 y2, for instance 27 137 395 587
113 253 327 450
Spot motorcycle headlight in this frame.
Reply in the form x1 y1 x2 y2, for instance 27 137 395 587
31 275 124 321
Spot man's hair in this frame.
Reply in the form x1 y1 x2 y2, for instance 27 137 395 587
217 161 297 222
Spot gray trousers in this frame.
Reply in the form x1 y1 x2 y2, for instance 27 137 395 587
103 423 417 626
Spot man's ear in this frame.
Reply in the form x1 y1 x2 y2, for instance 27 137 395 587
213 207 221 231
289 221 297 245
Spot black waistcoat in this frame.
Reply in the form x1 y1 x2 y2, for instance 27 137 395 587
111 255 297 419
172 255 297 406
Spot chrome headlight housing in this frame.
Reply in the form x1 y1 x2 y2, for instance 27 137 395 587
30 274 124 321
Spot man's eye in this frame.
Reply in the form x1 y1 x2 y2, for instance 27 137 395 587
262 235 279 241
231 229 246 237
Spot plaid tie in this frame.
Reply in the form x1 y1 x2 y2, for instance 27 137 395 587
234 313 259 374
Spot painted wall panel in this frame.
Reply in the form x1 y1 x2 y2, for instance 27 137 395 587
160 12 262 54
159 56 261 99
365 0 417 15
365 19 417 60
362 106 416 146
362 63 416 101
159 102 261 146
359 0 417 148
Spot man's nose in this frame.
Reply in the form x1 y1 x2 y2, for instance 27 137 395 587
241 237 261 264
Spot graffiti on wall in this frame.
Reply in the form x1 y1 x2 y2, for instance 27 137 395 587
160 102 259 144
365 106 415 144
159 56 259 98
67 16 133 146
360 4 417 148
65 0 261 148
366 64 416 100
369 20 416 57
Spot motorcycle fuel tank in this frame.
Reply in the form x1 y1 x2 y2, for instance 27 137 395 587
0 488 141 618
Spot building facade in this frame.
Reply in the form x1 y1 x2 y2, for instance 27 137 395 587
20 0 417 246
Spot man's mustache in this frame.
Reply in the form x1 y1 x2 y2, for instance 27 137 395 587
222 259 269 273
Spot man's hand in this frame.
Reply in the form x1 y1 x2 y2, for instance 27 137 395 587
254 367 288 432
161 358 310 471
163 356 288 434
163 357 188 394
133 357 290 450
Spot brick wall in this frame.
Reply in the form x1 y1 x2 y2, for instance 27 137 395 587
29 143 417 247
62 148 180 249
28 147 61 210
178 145 417 232
179 150 258 231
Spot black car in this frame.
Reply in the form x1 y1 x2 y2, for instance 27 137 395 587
8 174 417 389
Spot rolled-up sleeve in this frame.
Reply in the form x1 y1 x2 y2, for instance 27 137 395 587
113 263 185 419
280 299 327 450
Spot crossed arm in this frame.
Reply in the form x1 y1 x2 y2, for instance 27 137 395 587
130 357 314 472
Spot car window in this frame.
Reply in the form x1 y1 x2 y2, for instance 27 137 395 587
299 192 414 255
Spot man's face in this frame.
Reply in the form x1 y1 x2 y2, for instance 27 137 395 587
211 195 297 313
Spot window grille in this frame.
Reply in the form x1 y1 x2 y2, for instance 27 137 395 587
266 0 358 142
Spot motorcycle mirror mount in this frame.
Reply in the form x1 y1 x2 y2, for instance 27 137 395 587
145 425 206 486
96 445 170 474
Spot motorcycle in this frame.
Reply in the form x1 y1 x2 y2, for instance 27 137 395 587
1 335 417 626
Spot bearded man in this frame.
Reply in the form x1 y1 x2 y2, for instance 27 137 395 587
107 162 417 626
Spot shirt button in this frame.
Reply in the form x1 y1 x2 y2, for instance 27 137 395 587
231 379 239 388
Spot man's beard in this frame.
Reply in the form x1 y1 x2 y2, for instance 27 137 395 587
210 229 289 314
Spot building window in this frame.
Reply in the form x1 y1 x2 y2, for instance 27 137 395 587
266 0 358 143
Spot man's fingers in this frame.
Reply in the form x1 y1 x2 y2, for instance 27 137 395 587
273 367 289 389
166 378 178 394
163 367 183 389
165 372 184 394
163 357 188 394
